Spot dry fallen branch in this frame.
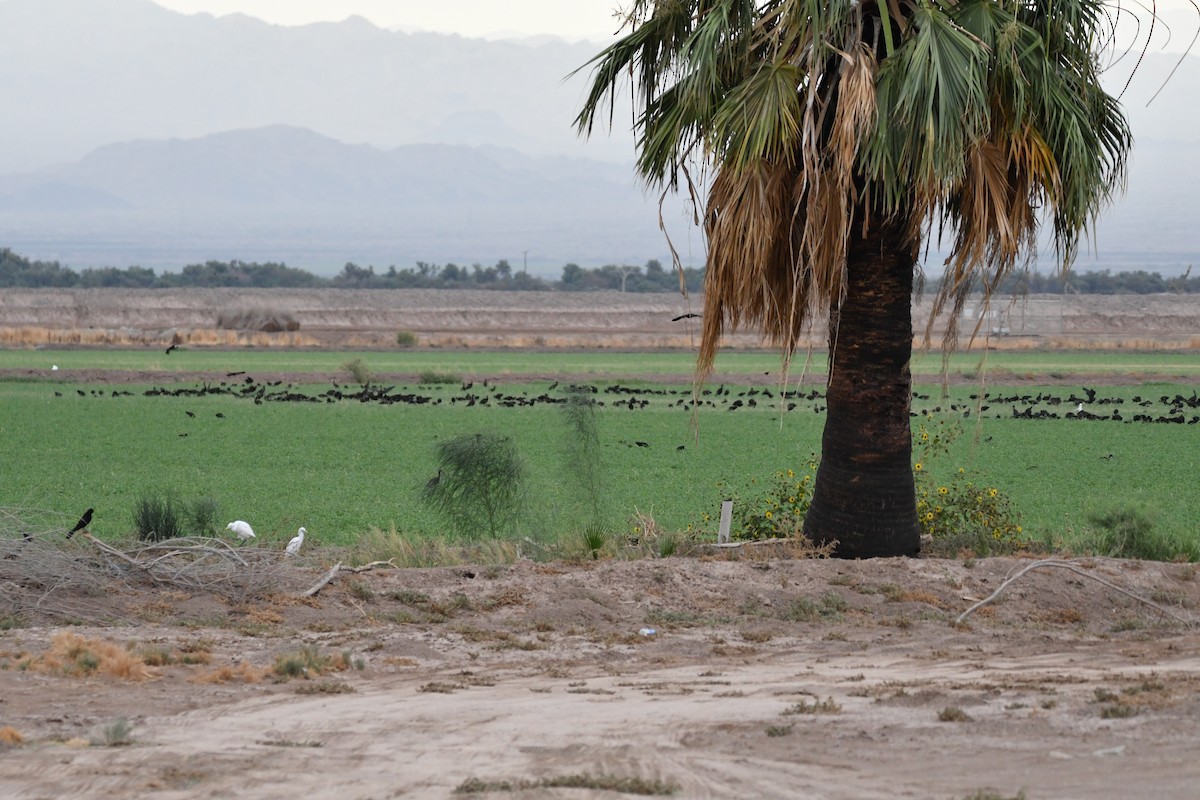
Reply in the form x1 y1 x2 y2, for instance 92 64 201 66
303 559 395 597
955 558 1198 628
304 563 342 597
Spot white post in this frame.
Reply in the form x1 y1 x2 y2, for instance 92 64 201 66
717 500 734 545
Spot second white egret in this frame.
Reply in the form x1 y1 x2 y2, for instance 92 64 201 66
285 526 306 557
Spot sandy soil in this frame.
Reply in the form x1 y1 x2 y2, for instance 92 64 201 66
2 554 1199 799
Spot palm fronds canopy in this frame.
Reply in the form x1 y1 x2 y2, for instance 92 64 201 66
576 0 1132 366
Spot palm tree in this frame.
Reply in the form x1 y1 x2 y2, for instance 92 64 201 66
575 0 1131 558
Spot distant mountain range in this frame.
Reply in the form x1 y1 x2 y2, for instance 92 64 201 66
0 0 1195 275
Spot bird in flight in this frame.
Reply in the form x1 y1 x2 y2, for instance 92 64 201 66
165 344 178 355
226 520 255 542
285 527 306 557
66 508 94 539
671 313 701 322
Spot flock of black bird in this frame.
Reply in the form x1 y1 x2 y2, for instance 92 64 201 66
52 370 1200 426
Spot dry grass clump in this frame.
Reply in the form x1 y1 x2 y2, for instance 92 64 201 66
25 632 155 681
0 726 24 746
353 525 521 568
189 662 270 684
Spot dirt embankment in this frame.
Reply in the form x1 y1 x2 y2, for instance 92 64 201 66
1 553 1199 799
1 288 1198 350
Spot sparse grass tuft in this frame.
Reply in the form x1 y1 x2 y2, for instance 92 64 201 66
938 706 973 723
453 773 677 796
395 330 418 347
783 697 841 715
92 718 133 747
272 645 345 681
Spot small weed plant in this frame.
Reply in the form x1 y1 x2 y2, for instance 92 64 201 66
395 330 418 347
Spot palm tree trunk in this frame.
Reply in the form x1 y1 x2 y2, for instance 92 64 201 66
802 215 920 558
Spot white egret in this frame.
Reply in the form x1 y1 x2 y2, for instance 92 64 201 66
1075 403 1084 413
285 527 306 557
226 520 255 541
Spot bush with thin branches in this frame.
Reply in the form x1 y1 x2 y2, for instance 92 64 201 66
422 433 525 539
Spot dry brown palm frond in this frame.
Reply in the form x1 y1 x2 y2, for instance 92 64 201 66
927 121 1057 351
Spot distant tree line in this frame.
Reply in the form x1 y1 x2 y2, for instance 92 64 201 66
2 247 1194 294
0 248 705 293
925 267 1199 295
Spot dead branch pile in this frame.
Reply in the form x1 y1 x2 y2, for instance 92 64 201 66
1 508 306 622
0 507 127 624
80 534 298 601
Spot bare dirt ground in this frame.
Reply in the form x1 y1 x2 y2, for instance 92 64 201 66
2 554 1199 800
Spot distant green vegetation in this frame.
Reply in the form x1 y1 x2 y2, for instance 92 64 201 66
3 348 1199 379
0 250 704 293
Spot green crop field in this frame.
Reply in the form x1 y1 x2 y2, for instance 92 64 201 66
2 347 1199 378
3 347 1198 556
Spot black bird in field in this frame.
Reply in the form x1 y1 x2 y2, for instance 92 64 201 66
76 390 86 397
425 469 443 493
66 508 94 539
215 412 225 418
185 410 195 418
165 344 178 355
671 312 702 322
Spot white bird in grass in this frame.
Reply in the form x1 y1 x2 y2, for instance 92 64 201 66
285 526 306 557
226 520 255 542
1075 403 1084 413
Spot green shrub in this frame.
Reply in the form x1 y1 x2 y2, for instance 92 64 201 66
422 432 525 539
342 358 373 384
1087 507 1196 562
133 494 184 542
395 330 418 347
417 370 461 385
187 496 220 537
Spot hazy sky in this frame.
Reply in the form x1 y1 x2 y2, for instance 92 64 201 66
148 1 1200 51
151 1 626 40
